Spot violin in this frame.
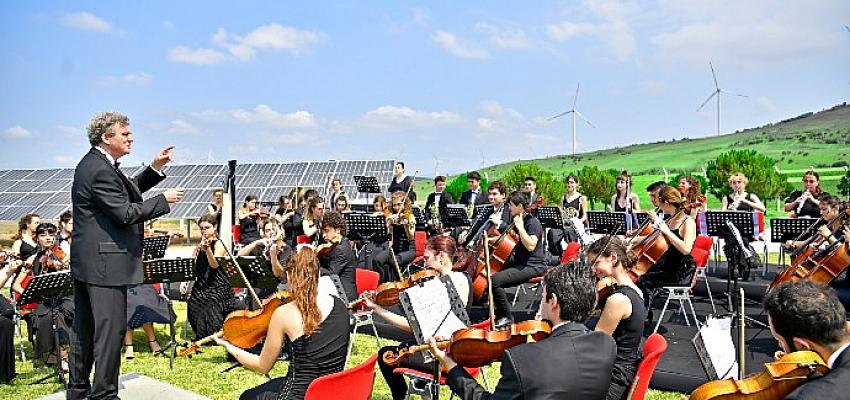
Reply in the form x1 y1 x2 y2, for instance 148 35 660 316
382 319 552 368
38 245 68 271
348 269 440 309
689 350 828 400
178 290 293 357
596 276 619 305
315 235 341 259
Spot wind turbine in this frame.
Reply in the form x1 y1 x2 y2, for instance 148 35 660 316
432 155 442 177
549 83 595 156
696 62 748 136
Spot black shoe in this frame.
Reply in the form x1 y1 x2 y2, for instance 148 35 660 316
494 317 513 330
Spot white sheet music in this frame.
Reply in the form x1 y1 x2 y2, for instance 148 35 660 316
692 316 738 380
318 276 342 299
405 278 466 340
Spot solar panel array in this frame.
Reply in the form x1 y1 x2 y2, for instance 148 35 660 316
0 160 396 221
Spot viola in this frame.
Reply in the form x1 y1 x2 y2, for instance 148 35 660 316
348 269 440 309
382 319 552 368
770 210 850 291
689 350 828 400
627 210 683 282
178 290 293 357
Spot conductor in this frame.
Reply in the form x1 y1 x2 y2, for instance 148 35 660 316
67 111 184 400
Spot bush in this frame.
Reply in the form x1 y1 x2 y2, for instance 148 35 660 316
704 149 790 201
838 168 850 200
502 164 565 206
575 166 618 209
445 172 489 204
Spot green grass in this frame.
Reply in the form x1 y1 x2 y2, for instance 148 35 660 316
6 302 682 399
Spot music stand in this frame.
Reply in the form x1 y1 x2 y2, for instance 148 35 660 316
471 204 494 224
142 258 194 368
354 175 381 204
19 271 73 387
439 205 470 228
142 235 170 260
216 256 279 291
533 206 564 229
411 206 427 228
703 211 757 271
345 212 388 244
770 218 817 266
586 211 630 235
350 203 372 213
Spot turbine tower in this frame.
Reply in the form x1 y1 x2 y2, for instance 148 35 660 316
696 62 748 136
549 83 595 156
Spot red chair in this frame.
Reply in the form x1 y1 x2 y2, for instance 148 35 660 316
410 231 428 270
692 235 716 314
627 333 668 400
393 365 487 398
296 235 312 245
348 269 382 363
560 242 582 264
232 225 241 245
304 353 378 400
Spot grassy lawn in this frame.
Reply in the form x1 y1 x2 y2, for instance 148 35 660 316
5 301 683 399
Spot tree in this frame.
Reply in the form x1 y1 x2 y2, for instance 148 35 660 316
502 163 565 205
838 167 850 201
668 173 709 195
576 166 618 210
445 172 489 203
704 149 789 201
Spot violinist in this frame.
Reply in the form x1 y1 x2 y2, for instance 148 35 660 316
13 222 74 366
611 171 641 214
783 194 844 250
275 195 303 248
488 191 548 327
785 171 828 218
208 188 224 215
462 180 511 247
11 213 41 269
586 236 647 400
182 214 236 341
302 196 325 244
365 235 472 400
763 281 850 399
678 175 706 218
459 171 488 207
58 210 73 256
238 218 292 304
372 191 416 283
214 247 350 400
238 195 263 245
721 173 766 213
522 176 539 205
334 195 352 214
388 161 416 202
328 178 347 209
424 175 454 231
316 211 357 302
429 263 616 400
635 186 697 309
0 252 18 383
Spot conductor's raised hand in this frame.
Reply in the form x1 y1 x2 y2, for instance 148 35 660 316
151 145 176 170
163 188 185 204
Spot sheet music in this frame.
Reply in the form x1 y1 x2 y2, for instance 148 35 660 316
692 316 738 380
318 275 342 299
405 278 466 339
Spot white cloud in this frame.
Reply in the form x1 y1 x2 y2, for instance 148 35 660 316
522 132 561 144
754 96 776 113
477 117 502 132
5 126 32 139
227 144 261 155
362 105 465 129
167 119 199 135
413 8 431 26
432 31 491 59
96 72 153 87
191 105 318 129
474 23 530 49
60 12 117 34
167 46 228 65
546 0 638 60
479 100 524 120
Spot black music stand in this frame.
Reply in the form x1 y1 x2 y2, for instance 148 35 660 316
770 218 818 267
345 213 388 243
533 206 564 229
586 211 630 235
142 235 170 260
142 258 194 368
20 271 73 387
350 203 373 213
439 205 470 228
703 211 756 271
354 175 381 203
217 256 279 292
411 206 427 228
471 204 494 224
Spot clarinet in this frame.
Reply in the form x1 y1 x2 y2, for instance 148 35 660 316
796 190 808 215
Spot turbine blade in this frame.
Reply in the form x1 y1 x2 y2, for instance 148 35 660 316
548 110 573 120
573 83 580 109
575 111 596 128
696 91 718 112
709 61 719 89
721 90 748 98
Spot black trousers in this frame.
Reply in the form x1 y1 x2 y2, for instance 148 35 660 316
490 264 547 320
372 248 416 283
0 315 14 383
67 279 128 400
378 343 435 400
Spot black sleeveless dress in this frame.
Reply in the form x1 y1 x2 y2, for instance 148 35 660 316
638 220 696 306
187 241 236 339
562 194 585 219
601 286 647 400
613 196 637 213
240 296 350 400
725 193 754 212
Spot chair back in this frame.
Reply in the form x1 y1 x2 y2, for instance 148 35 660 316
561 242 582 264
628 333 668 400
692 235 714 269
304 353 378 400
355 268 380 296
414 231 427 257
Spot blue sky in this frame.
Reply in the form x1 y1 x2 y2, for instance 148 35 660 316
2 1 849 175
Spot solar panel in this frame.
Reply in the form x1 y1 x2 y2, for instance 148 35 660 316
0 170 9 180
0 206 32 221
26 169 61 180
120 166 143 177
17 193 54 207
194 164 225 175
3 170 35 180
7 180 42 193
35 179 72 192
33 204 70 220
54 169 75 179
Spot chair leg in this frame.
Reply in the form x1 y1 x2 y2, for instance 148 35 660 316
370 320 382 350
686 296 701 329
677 299 690 327
347 321 359 363
511 283 527 307
14 315 26 362
653 293 672 334
481 368 491 391
703 273 717 314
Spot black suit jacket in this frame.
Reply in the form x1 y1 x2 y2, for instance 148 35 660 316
319 237 357 302
425 192 455 219
70 148 170 286
460 190 489 207
446 322 616 400
785 346 850 399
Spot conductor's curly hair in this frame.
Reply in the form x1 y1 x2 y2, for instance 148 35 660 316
87 111 130 146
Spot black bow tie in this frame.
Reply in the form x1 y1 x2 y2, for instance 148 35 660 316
113 161 121 169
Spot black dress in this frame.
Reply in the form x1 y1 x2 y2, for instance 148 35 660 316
638 221 696 307
0 296 15 383
126 284 172 329
187 241 236 339
388 176 416 202
240 296 350 400
595 286 647 400
725 193 755 212
240 216 261 246
786 190 829 219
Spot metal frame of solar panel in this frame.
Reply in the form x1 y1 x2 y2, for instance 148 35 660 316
0 159 396 221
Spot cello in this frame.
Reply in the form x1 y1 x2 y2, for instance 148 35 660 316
627 210 684 283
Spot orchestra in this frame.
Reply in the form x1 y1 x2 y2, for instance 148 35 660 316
3 149 849 400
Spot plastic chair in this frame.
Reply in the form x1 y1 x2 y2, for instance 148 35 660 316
692 235 716 314
409 231 429 274
348 269 382 364
304 353 378 400
560 242 582 264
626 333 668 400
393 365 486 399
652 266 702 334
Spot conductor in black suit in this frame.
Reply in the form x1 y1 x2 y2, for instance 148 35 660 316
430 262 617 400
459 171 489 207
764 281 850 400
67 111 184 400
